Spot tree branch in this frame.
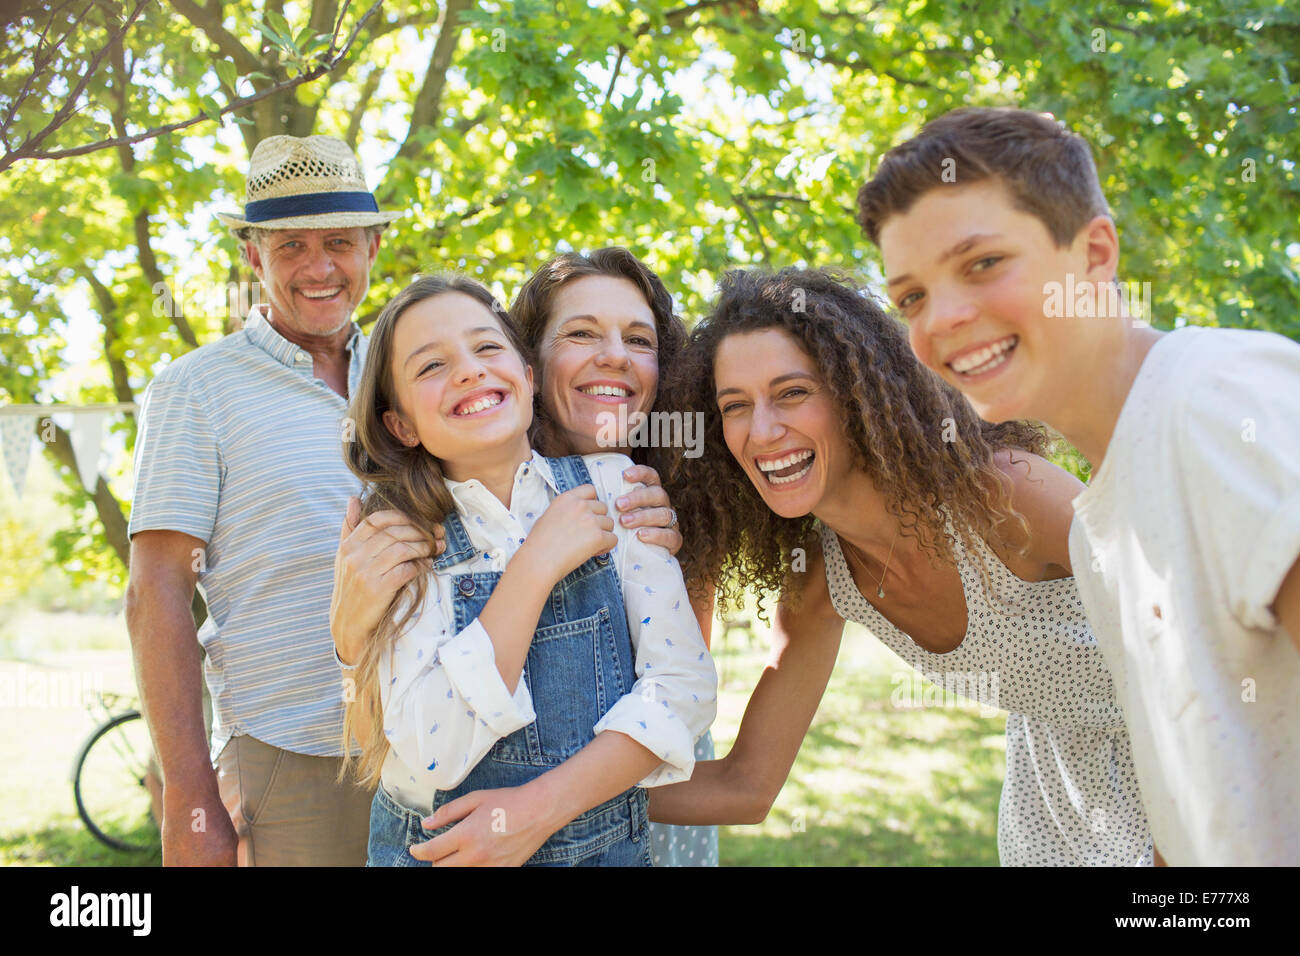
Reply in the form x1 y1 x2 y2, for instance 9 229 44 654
34 416 132 568
344 62 383 150
732 192 772 265
0 0 152 172
368 9 428 38
32 410 207 623
314 0 344 45
452 104 491 135
107 30 201 349
0 2 93 138
603 44 627 110
742 191 812 204
78 268 136 406
783 43 935 88
426 182 528 244
224 262 244 335
634 0 749 37
286 0 343 136
5 0 385 167
168 0 262 74
388 0 473 167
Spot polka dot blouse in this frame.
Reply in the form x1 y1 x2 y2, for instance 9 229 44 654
820 522 1153 866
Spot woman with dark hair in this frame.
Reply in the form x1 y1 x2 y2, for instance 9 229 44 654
649 267 1153 866
332 248 718 865
508 247 717 865
510 247 685 462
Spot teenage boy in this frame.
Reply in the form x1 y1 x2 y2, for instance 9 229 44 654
857 106 1300 865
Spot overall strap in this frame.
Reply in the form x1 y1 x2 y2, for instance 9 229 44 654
544 454 594 494
432 509 479 570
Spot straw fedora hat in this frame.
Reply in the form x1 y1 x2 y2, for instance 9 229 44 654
216 135 401 231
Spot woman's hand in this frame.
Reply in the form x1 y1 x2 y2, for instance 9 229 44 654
330 496 442 664
410 785 557 867
617 464 684 556
521 484 617 581
649 550 845 827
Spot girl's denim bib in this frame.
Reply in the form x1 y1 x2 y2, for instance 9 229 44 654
367 455 650 866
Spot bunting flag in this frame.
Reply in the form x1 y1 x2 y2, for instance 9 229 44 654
0 416 34 500
0 404 135 498
69 411 109 490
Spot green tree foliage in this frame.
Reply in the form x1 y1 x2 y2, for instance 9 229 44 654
1 0 1297 585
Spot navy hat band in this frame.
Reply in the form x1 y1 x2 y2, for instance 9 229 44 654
244 191 379 222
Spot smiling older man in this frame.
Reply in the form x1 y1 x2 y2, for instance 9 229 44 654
125 136 403 866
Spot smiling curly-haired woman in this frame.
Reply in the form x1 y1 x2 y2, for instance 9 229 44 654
650 266 1155 867
666 266 1047 611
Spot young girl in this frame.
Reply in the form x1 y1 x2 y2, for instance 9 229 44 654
338 275 716 866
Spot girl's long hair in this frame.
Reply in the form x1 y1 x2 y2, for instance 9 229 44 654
339 274 532 787
662 266 1049 617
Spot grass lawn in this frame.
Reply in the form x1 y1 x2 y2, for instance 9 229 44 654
0 609 1005 866
711 622 1004 866
0 610 161 866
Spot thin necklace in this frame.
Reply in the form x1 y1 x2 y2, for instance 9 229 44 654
845 530 900 599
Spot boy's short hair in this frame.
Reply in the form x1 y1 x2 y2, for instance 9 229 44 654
857 107 1111 248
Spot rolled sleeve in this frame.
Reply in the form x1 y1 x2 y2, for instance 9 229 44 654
439 619 537 737
384 612 536 792
128 375 222 542
592 471 718 787
1177 334 1300 630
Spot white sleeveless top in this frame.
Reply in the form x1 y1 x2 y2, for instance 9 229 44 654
820 523 1153 866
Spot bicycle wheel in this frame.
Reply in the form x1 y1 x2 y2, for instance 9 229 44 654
72 710 159 853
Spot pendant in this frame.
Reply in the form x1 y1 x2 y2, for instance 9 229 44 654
877 587 885 599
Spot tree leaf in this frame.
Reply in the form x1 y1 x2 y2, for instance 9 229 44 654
255 21 290 50
214 59 237 92
199 95 223 123
266 10 294 45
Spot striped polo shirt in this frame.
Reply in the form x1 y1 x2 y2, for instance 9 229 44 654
129 307 366 760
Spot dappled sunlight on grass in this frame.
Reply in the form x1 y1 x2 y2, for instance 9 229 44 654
712 622 1005 866
0 816 160 868
3 612 1009 866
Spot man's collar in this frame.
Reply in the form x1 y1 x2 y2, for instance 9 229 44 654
244 304 363 368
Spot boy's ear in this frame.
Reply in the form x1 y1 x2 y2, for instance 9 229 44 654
1079 214 1120 284
382 409 418 447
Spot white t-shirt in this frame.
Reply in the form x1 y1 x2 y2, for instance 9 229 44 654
1068 326 1300 865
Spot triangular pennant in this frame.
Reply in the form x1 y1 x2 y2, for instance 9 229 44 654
0 415 36 500
69 411 109 490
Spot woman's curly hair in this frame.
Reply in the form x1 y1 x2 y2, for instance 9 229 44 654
662 266 1048 615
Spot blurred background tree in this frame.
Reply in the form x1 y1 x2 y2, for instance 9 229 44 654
1 0 1297 595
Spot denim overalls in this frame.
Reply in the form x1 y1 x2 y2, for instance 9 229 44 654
366 455 651 867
